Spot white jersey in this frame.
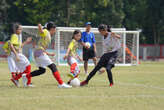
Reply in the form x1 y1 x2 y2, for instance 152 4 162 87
103 32 121 53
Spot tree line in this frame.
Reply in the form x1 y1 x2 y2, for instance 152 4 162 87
0 0 164 44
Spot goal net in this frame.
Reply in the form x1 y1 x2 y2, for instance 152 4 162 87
22 26 140 66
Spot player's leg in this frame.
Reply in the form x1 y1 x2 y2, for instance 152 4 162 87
105 51 118 87
68 56 80 78
80 56 105 86
30 67 46 77
13 53 32 87
80 53 107 86
106 64 114 87
83 48 89 75
47 63 72 88
8 54 19 87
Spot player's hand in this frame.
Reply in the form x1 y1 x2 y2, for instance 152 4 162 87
63 54 68 60
25 37 32 44
16 55 20 62
84 44 90 49
38 24 42 27
111 32 116 37
79 57 83 62
49 53 55 56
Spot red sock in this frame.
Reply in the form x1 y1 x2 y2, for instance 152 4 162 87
14 65 31 85
14 73 23 80
24 65 31 85
53 71 63 85
70 63 77 73
11 72 16 79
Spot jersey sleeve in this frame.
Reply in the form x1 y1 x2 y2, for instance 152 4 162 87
39 29 48 38
68 40 74 50
10 34 18 45
2 41 9 50
92 33 96 43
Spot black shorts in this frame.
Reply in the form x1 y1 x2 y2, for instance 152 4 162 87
83 47 96 61
97 51 118 68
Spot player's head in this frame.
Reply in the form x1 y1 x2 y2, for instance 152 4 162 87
72 29 81 41
12 23 22 35
98 24 111 36
85 22 91 32
46 21 56 36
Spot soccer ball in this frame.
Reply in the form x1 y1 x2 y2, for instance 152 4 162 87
85 42 91 48
70 78 80 87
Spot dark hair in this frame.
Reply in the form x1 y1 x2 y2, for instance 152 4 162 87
72 30 81 39
12 22 21 34
46 21 56 30
98 24 111 32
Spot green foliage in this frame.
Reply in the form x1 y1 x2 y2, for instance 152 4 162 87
0 0 164 44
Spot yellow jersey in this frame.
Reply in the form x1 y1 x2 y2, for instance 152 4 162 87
2 41 11 55
10 34 22 51
37 29 51 50
68 39 78 57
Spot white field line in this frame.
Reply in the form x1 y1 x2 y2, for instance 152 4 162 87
94 79 164 90
0 94 164 100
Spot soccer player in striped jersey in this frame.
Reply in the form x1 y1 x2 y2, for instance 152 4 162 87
28 22 71 88
7 23 32 87
80 24 121 87
63 30 82 84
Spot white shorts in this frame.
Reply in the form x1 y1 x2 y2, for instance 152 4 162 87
13 53 30 72
34 53 53 68
7 52 18 73
67 56 78 65
67 56 80 74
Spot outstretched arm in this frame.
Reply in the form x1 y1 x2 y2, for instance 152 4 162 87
21 37 32 48
38 24 44 34
63 48 71 60
111 32 121 39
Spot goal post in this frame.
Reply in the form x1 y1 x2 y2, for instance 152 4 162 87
22 26 140 66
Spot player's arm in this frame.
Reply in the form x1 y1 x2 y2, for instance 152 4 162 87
38 24 44 34
76 55 83 62
63 48 71 60
43 50 55 56
9 42 20 61
79 33 89 49
92 34 97 54
111 32 121 39
21 37 32 48
93 43 97 54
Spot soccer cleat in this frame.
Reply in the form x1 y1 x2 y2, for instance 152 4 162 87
11 79 19 87
58 83 72 88
80 80 88 86
22 74 28 87
67 73 78 79
27 83 35 87
109 83 113 87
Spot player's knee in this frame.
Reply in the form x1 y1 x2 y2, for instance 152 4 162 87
48 63 57 73
106 65 112 71
39 67 46 74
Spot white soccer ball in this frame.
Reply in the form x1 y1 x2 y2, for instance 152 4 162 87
85 42 91 48
70 78 80 87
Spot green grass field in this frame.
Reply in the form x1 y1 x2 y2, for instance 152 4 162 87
0 61 164 110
